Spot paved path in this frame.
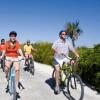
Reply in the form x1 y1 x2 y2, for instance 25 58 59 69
0 61 100 100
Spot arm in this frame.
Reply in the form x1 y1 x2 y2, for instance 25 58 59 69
52 40 61 54
72 49 79 58
0 43 6 59
68 41 79 58
0 50 6 59
18 49 24 57
31 46 37 52
23 45 26 52
52 47 60 54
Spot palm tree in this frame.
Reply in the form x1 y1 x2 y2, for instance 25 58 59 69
65 21 82 47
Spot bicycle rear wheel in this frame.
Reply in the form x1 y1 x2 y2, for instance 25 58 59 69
67 73 84 100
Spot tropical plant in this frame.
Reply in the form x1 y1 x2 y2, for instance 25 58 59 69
65 21 82 47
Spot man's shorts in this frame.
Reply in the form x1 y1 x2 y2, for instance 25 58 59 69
53 57 70 67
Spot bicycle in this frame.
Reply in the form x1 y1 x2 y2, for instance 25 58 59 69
6 58 24 100
25 55 35 75
52 55 84 100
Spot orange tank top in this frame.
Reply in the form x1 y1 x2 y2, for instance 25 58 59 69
4 40 21 58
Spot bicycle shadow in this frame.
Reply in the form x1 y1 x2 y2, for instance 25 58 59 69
5 82 25 100
45 77 71 99
45 77 55 90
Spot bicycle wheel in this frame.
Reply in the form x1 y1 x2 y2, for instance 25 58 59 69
30 63 35 75
67 73 84 100
12 77 17 100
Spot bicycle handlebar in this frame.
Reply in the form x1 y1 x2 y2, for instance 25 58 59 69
61 53 79 62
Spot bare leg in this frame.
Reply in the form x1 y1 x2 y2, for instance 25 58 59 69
13 62 20 86
55 65 60 86
54 64 60 94
5 61 12 80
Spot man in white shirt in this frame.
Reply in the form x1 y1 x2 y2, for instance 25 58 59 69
52 30 79 94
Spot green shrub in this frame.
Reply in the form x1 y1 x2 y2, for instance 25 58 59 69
32 42 54 65
77 44 100 92
95 72 100 92
21 42 100 92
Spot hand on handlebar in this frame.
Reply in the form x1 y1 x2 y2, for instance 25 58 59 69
19 56 25 60
0 56 3 60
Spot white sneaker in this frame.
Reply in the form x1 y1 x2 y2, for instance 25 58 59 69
54 85 60 94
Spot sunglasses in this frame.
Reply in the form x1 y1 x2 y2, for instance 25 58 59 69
61 34 66 35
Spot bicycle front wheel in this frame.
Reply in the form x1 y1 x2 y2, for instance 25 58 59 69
30 62 35 75
67 73 84 100
12 77 17 100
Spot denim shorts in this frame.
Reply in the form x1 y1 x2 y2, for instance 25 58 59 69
53 58 59 66
53 57 70 67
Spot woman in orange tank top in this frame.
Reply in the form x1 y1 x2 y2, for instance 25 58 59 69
0 31 24 93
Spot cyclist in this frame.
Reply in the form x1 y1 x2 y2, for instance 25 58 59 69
52 30 79 94
0 39 5 71
0 31 24 93
24 40 36 66
0 38 5 50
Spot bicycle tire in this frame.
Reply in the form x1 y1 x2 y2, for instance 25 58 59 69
12 77 17 100
30 63 35 75
29 59 35 75
67 73 84 100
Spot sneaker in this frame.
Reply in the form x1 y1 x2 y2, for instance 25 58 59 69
16 92 20 98
54 85 60 94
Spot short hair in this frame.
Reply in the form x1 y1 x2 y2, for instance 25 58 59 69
59 30 66 36
9 31 17 37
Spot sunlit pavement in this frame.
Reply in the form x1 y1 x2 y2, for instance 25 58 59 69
0 61 100 100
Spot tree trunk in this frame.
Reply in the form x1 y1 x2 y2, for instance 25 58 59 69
72 38 75 47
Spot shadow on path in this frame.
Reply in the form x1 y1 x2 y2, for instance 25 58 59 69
45 77 71 99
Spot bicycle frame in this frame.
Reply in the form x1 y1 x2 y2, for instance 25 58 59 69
7 58 23 100
52 55 84 99
25 55 35 75
8 62 16 95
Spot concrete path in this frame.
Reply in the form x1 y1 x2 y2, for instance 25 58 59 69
0 61 100 100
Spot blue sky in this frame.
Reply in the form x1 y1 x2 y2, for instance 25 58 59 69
0 0 100 47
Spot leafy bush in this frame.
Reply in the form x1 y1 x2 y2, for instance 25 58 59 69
32 42 54 65
21 42 54 65
77 44 100 92
21 42 100 92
